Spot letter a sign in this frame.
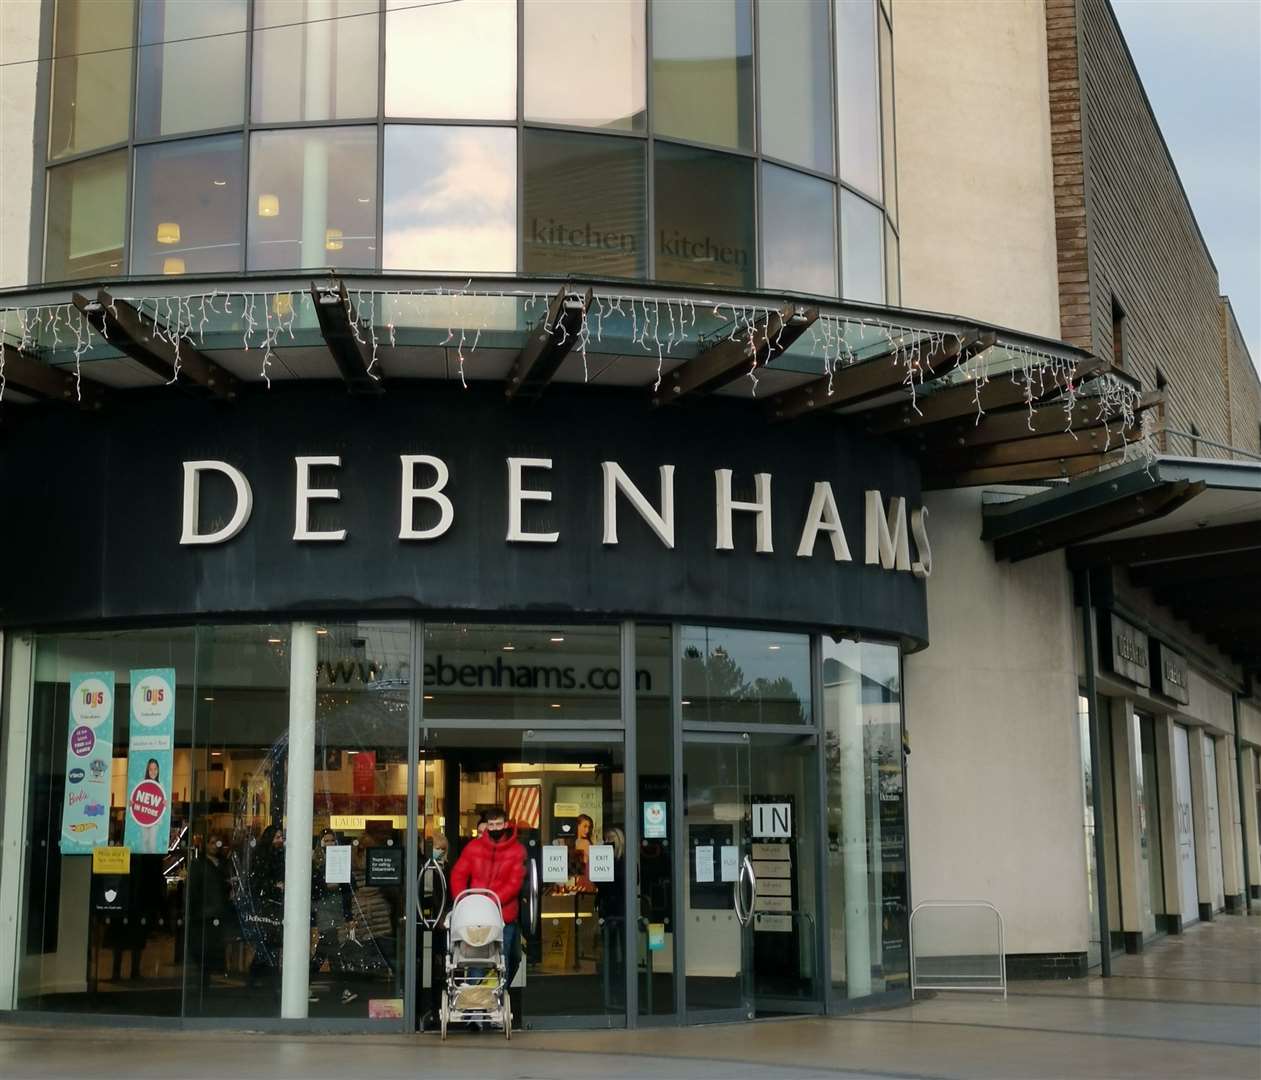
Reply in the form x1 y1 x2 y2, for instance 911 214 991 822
752 802 792 839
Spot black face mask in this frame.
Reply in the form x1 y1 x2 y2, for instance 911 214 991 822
487 827 506 842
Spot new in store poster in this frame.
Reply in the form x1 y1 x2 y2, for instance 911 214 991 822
60 671 116 854
124 668 176 854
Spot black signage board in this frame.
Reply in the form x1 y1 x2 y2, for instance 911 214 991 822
91 874 129 914
1152 640 1190 704
1100 612 1151 688
0 384 928 643
365 847 403 887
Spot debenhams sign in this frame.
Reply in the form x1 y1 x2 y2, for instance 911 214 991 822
179 455 933 578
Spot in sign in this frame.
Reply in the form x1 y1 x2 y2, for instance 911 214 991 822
752 802 791 838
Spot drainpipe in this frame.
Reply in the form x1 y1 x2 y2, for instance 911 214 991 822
1078 569 1113 976
1233 689 1253 915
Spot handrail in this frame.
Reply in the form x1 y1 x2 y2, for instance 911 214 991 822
909 900 1007 1000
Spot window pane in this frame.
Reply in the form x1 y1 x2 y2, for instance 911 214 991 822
680 626 811 725
880 14 898 223
524 130 646 279
137 0 246 138
385 0 515 120
525 0 645 131
758 0 832 173
252 0 378 123
841 190 884 303
248 128 377 271
384 126 516 273
49 0 134 159
762 164 836 296
652 0 753 150
185 625 293 1019
654 142 754 289
422 624 622 722
823 638 909 999
836 0 881 198
45 151 127 281
17 629 197 1015
132 136 244 276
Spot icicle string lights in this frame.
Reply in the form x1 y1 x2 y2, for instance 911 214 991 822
0 285 1145 458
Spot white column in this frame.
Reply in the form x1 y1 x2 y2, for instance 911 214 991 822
281 622 318 1019
838 670 871 997
1243 748 1261 890
1216 736 1243 903
0 634 33 1009
1108 698 1149 935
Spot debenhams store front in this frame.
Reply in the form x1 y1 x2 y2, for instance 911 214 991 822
0 0 1115 1033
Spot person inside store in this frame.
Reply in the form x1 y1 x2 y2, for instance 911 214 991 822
311 828 357 1006
188 831 234 989
244 826 285 991
449 807 527 987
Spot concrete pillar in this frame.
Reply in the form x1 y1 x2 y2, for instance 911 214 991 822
1109 698 1150 944
1243 748 1261 893
0 634 32 1009
1187 729 1212 917
1153 715 1184 929
281 622 318 1019
838 669 871 997
1217 736 1243 908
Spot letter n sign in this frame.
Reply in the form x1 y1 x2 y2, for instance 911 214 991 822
752 801 792 839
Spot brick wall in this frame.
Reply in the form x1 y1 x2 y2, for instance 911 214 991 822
1047 0 1240 455
1223 299 1261 457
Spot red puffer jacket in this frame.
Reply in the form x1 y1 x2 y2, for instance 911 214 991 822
449 823 527 925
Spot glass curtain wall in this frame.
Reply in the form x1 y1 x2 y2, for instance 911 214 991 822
41 0 899 303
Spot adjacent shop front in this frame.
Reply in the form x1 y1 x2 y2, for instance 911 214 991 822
0 384 925 1029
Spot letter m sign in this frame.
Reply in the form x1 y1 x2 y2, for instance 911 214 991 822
752 801 792 839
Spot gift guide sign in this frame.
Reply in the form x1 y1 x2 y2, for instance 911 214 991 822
124 668 175 854
60 671 115 854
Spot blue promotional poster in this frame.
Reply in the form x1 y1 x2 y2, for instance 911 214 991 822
124 668 176 855
60 671 116 854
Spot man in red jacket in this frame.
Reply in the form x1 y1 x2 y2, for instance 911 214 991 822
449 806 527 983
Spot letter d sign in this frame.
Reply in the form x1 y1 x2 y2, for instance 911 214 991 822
180 461 254 545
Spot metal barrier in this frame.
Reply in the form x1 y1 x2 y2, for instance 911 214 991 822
909 900 1007 999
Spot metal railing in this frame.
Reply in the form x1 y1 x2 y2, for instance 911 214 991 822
909 900 1007 999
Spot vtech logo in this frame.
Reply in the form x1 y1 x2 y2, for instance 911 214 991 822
68 768 85 784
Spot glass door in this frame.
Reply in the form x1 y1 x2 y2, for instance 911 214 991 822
681 731 755 1022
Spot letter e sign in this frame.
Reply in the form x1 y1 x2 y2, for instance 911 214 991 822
752 802 792 838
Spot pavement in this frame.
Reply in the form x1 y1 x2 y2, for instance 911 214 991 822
1 911 1258 1080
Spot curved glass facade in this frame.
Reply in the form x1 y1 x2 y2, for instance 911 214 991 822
40 0 898 301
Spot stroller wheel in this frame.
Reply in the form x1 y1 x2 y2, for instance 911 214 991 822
502 993 512 1040
439 990 449 1041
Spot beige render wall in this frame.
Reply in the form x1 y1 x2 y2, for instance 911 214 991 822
0 0 40 289
894 0 1060 338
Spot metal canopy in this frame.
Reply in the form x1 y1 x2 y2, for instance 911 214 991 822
982 456 1261 675
2 273 1132 490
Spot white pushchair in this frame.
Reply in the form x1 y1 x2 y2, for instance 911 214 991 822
439 888 512 1040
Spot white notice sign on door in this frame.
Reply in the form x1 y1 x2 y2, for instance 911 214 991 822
720 845 739 882
695 844 715 883
752 802 792 838
324 844 352 884
542 844 569 883
587 844 615 882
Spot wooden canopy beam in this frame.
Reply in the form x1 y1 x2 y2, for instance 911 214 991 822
74 289 238 399
864 356 1104 435
926 426 1128 474
653 301 817 405
992 479 1202 561
0 341 108 409
1068 520 1261 571
310 281 384 394
924 450 1124 493
767 329 993 423
506 285 593 400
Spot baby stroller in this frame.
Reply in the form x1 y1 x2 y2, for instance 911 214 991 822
439 888 511 1040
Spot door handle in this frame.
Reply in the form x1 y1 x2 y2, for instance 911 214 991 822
417 856 448 930
529 856 541 936
736 855 757 928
